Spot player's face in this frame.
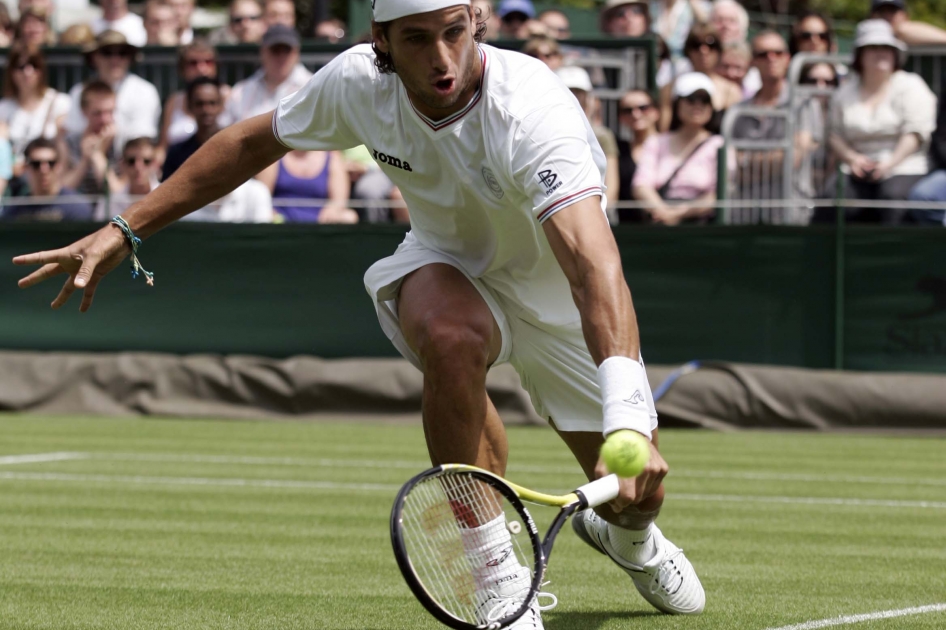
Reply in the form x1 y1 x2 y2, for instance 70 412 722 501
375 6 480 119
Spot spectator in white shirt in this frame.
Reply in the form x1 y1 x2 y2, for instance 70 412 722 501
209 0 266 45
264 0 295 28
144 0 180 46
223 24 312 124
64 31 162 153
166 0 195 43
0 44 70 176
92 0 147 46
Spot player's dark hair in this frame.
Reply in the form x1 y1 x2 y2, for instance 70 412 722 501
372 6 487 75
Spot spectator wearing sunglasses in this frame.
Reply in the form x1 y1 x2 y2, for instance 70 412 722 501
0 44 70 178
789 11 835 56
210 0 266 45
633 73 724 225
96 137 159 217
63 31 162 153
730 31 822 222
91 0 147 46
616 89 659 222
4 137 93 222
661 25 741 130
870 0 946 47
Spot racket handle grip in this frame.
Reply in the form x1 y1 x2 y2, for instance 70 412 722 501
576 474 621 508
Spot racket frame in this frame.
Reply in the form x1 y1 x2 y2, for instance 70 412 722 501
391 464 618 630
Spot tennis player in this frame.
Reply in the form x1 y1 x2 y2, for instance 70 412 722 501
13 0 704 625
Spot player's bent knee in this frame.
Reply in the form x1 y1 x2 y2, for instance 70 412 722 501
414 319 492 374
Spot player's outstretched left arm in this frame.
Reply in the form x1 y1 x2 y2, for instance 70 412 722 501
13 113 288 312
542 198 668 508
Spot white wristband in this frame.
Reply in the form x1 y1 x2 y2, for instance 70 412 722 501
597 356 652 439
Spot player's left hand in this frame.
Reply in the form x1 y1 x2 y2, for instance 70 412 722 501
594 439 668 513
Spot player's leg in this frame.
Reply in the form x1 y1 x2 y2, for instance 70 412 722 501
397 264 548 628
397 263 508 474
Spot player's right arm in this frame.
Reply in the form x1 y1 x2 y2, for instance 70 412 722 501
13 113 288 311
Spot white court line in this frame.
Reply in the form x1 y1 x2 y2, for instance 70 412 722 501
672 493 946 510
71 453 946 487
0 471 399 492
764 602 946 630
0 452 88 465
1 471 944 509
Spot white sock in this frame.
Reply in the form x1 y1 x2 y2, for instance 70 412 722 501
607 522 657 565
459 514 526 590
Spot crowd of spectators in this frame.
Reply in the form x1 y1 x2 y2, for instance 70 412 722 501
1 0 945 227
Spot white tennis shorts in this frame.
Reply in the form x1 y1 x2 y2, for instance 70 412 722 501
364 234 659 434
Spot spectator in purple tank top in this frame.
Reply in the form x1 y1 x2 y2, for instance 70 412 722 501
255 149 358 223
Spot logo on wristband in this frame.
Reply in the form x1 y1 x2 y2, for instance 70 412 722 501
623 390 645 405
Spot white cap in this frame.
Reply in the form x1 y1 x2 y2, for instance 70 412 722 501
556 66 593 92
373 0 470 23
854 19 906 52
672 72 716 99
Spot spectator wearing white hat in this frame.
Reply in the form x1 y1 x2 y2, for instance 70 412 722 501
825 19 937 223
632 72 723 225
557 65 620 216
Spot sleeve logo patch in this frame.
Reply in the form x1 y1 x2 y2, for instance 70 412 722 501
481 166 504 199
538 169 562 195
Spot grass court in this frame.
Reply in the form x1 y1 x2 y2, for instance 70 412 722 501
1 415 944 630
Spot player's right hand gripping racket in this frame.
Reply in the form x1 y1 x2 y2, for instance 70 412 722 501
390 464 621 629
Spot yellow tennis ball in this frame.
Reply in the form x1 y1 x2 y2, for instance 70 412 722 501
601 431 651 478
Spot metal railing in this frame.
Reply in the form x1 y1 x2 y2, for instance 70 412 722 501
718 52 851 224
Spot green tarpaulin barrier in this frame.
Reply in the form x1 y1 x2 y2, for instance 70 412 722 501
1 223 943 372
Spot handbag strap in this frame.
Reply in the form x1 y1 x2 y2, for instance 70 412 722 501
657 135 714 198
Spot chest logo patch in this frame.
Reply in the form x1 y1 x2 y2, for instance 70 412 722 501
481 166 504 199
538 168 562 195
373 149 413 172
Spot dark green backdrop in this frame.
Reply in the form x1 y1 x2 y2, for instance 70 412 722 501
2 224 944 372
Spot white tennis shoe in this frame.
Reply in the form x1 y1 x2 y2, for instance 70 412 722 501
473 571 557 629
571 510 705 615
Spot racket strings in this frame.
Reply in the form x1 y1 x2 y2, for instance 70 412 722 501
400 472 535 625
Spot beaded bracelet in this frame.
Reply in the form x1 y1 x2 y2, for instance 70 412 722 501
110 216 155 286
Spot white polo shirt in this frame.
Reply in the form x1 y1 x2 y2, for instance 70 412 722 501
273 44 606 327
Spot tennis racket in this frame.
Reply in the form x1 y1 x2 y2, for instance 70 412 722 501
390 464 621 630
